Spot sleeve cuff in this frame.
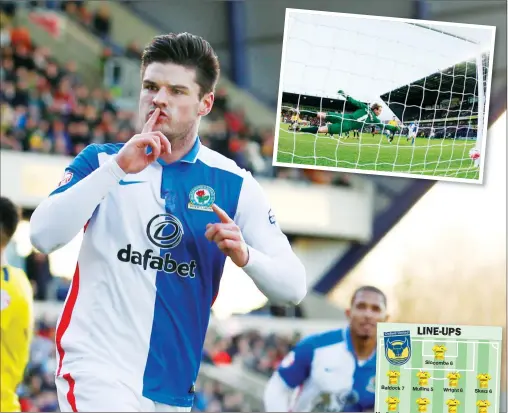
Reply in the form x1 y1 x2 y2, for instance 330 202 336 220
241 245 259 271
107 157 128 181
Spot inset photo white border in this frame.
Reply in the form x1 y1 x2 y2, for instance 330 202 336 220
272 8 496 184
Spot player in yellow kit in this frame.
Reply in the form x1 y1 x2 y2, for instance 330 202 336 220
432 344 447 360
416 397 430 412
476 399 491 413
447 372 461 387
417 370 431 386
388 117 398 127
385 396 399 411
0 197 34 412
477 373 491 388
446 398 460 413
387 370 400 385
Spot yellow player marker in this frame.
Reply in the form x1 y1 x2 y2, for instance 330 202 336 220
432 344 447 360
386 370 400 385
417 371 431 386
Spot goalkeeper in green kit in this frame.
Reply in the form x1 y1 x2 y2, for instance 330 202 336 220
296 90 401 138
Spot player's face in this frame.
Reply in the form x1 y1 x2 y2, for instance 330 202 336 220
139 62 214 141
346 291 388 339
374 107 382 116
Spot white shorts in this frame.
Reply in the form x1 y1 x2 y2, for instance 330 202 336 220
408 131 417 138
56 373 192 412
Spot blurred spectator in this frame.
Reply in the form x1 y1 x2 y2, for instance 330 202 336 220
125 40 142 60
92 4 112 39
1 5 356 187
25 250 53 300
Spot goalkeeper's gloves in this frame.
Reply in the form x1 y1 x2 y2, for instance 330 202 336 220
337 90 347 97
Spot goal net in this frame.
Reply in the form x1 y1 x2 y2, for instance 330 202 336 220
275 10 494 182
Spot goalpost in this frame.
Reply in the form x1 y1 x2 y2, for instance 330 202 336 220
474 53 488 168
276 10 494 181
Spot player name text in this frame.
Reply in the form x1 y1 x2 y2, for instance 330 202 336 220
425 360 450 365
412 386 433 392
417 327 461 336
475 389 491 394
444 388 463 393
381 385 402 391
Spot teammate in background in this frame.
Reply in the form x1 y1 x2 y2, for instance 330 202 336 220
296 90 400 138
429 127 436 139
407 122 418 145
30 33 306 412
0 197 34 412
264 286 388 412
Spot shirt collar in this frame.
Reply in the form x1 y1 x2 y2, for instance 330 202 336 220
157 136 201 166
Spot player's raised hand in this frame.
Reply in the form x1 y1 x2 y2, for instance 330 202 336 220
116 108 171 174
205 204 249 267
316 112 327 119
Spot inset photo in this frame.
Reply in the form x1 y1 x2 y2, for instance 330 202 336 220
274 9 496 183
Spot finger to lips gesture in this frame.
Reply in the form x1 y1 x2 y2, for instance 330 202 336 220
205 204 249 267
116 108 172 174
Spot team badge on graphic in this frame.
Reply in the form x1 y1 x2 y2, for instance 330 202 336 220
188 185 215 211
384 330 411 366
58 171 73 187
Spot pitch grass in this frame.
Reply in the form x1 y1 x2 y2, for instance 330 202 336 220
276 124 480 180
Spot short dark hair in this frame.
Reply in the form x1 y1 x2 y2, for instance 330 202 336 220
371 103 382 111
141 32 220 98
0 196 20 247
351 285 387 307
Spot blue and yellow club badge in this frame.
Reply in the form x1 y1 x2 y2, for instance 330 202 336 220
384 330 412 366
188 185 215 212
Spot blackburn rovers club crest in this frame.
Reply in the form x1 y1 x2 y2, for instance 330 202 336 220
188 185 215 211
384 330 411 366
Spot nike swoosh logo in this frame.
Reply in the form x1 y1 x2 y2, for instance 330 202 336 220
119 180 146 186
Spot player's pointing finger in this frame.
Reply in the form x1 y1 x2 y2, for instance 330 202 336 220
212 204 233 224
142 108 160 133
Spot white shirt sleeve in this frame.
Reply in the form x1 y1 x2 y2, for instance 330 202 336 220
234 173 307 305
264 371 295 412
30 157 126 254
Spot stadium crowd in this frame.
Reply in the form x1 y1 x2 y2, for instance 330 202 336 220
14 313 299 412
1 0 354 187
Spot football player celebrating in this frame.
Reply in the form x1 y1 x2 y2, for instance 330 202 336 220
30 32 306 412
264 286 388 412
